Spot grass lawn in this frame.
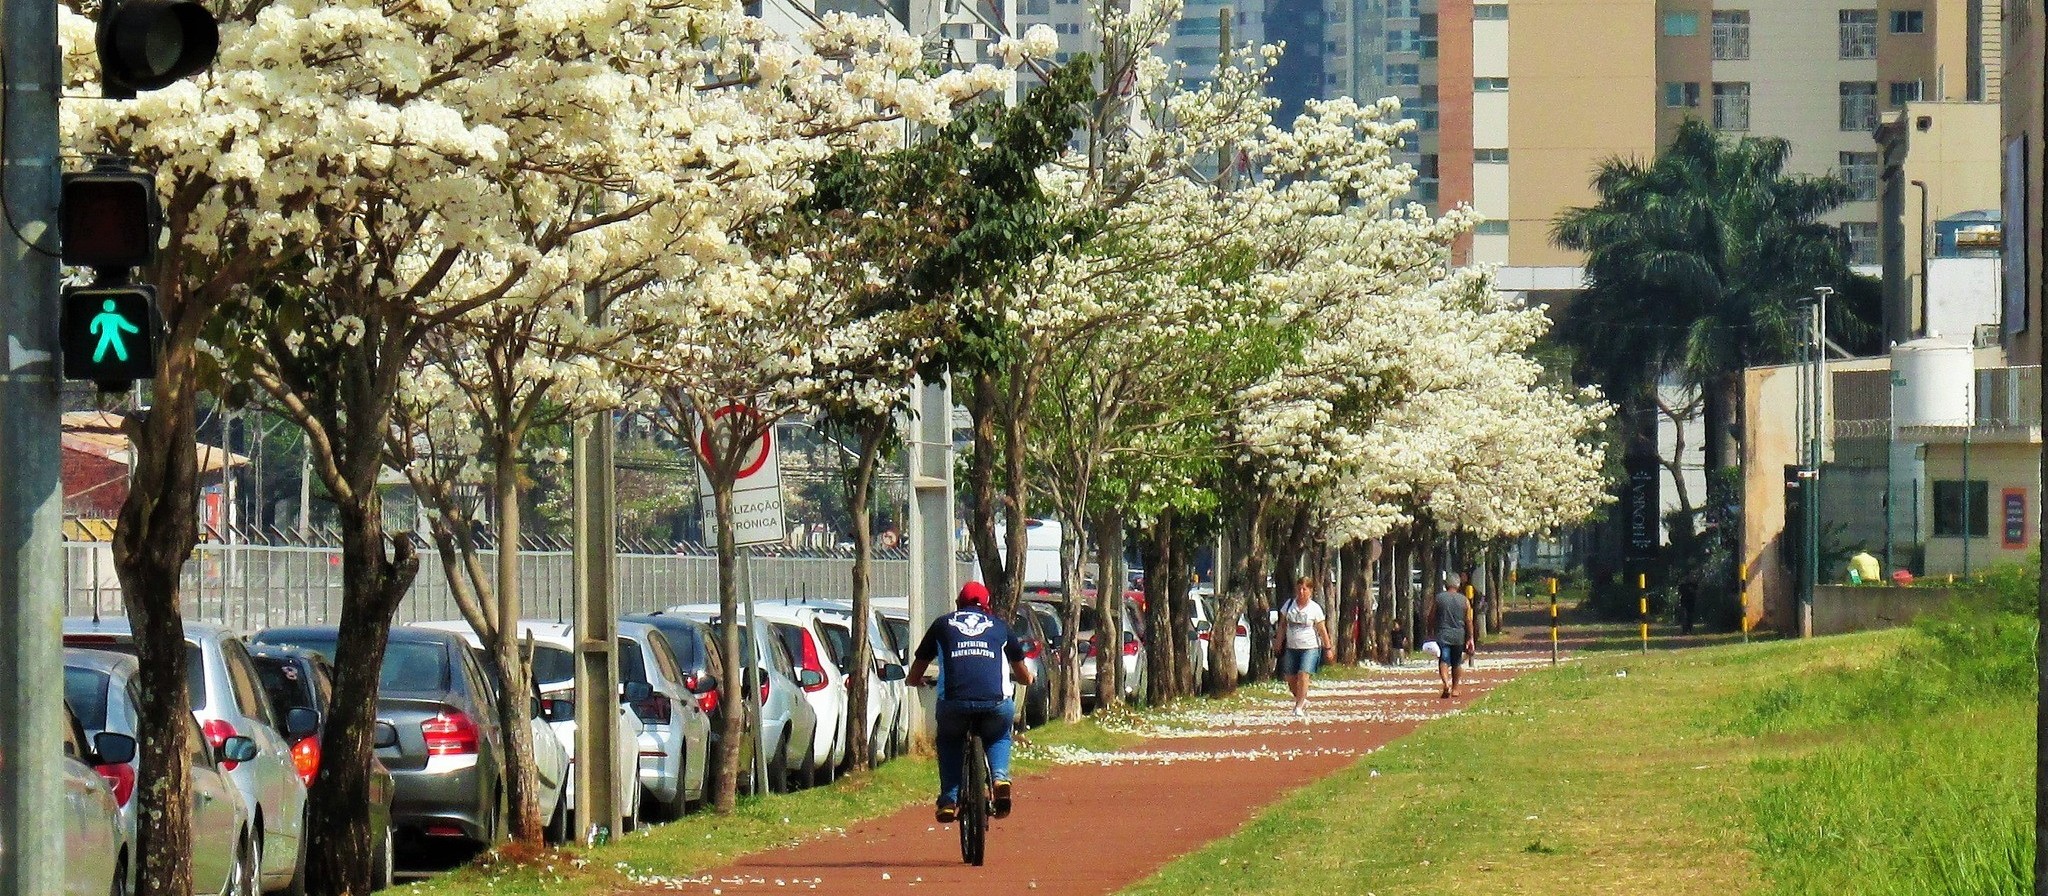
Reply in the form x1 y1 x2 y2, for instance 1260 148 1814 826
399 713 1141 896
1121 600 2035 896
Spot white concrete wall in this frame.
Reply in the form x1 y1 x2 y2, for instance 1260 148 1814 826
1924 256 2002 342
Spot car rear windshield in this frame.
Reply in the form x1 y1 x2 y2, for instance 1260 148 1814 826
63 666 112 730
380 642 451 693
664 624 704 668
250 656 315 724
618 638 648 683
532 645 574 687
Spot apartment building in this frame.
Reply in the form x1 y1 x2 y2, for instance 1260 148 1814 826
2004 1 2044 366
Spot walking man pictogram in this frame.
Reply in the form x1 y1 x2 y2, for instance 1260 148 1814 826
90 299 139 363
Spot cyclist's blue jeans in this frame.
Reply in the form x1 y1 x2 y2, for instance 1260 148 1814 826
935 698 1015 804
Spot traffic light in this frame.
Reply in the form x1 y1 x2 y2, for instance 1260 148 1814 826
59 157 163 391
60 287 160 389
95 0 218 99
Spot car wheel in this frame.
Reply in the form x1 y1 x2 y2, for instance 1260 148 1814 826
227 834 256 896
767 734 790 794
109 853 128 896
281 826 308 896
793 741 816 792
543 791 570 844
371 824 394 892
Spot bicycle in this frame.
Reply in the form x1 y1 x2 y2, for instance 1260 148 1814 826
957 728 992 866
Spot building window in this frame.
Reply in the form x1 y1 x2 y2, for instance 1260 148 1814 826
1932 480 1990 537
1890 9 1925 33
1413 109 1440 129
1838 152 1879 200
1400 131 1420 153
1663 11 1700 36
1475 77 1510 92
1712 82 1751 130
1889 79 1923 105
1475 3 1508 20
1388 0 1419 18
1839 151 1878 201
1387 30 1419 53
1173 46 1212 63
1842 221 1879 264
1475 221 1509 236
1664 81 1701 107
1840 81 1878 131
1416 180 1440 203
1389 64 1420 86
1175 17 1221 34
1839 9 1877 58
1475 148 1510 163
1419 154 1440 179
1712 11 1750 59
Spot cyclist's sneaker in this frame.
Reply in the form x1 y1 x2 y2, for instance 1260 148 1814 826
992 779 1013 818
935 798 958 824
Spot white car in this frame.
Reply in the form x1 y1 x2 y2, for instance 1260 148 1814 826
670 600 846 787
415 621 643 835
807 600 910 767
616 620 711 819
58 704 130 896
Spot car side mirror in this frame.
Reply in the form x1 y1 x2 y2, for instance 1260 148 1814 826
688 674 719 695
219 735 260 765
879 662 907 683
620 681 654 704
542 698 574 722
92 732 136 766
284 707 322 739
372 721 400 750
797 668 826 689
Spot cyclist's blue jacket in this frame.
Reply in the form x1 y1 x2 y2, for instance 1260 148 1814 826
914 608 1026 703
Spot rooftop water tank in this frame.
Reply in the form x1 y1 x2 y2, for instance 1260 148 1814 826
1890 336 1975 429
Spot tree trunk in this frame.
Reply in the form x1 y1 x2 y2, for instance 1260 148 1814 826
844 415 886 774
113 361 201 896
710 480 745 811
1166 525 1196 697
1336 543 1361 665
1140 513 1172 705
1091 511 1125 711
964 370 1013 611
488 440 546 842
1056 512 1088 721
305 501 416 896
1703 373 1740 475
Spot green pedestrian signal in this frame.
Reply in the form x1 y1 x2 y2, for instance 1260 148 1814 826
61 285 159 391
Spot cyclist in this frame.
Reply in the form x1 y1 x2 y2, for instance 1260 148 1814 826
906 581 1035 823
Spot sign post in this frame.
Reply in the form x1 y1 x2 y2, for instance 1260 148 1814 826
695 404 784 795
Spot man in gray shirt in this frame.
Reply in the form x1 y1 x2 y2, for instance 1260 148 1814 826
1426 572 1476 698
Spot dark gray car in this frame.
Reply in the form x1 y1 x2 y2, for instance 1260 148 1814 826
247 645 398 889
253 626 512 849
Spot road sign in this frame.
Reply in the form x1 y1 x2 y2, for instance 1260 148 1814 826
695 404 784 547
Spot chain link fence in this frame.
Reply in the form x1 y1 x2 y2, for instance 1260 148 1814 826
64 526 974 633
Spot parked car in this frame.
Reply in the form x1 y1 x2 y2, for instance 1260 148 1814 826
615 620 711 819
64 618 308 894
412 621 642 835
253 625 566 849
58 703 133 896
64 648 257 896
621 613 746 784
247 645 398 889
681 600 847 786
805 600 911 766
660 605 822 792
1188 592 1216 681
1027 596 1147 710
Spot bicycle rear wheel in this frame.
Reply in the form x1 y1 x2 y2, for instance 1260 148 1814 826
958 733 988 866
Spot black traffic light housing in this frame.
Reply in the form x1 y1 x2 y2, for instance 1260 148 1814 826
96 0 219 99
59 157 164 392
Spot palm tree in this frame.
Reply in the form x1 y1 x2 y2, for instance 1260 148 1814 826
1553 118 1868 476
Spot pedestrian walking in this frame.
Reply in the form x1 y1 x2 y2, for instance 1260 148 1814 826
1275 576 1334 717
1426 572 1476 698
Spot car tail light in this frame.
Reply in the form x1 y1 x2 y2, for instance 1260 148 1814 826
1122 637 1141 657
421 710 480 756
797 632 829 693
1236 623 1248 637
632 692 673 724
1022 639 1042 661
201 719 241 771
423 824 467 838
290 736 320 787
685 673 721 714
1198 630 1212 641
759 675 770 704
94 761 135 807
1077 638 1096 658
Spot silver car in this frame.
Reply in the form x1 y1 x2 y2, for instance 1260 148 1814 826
663 606 821 793
807 601 910 766
616 620 711 819
64 649 257 896
63 618 309 894
58 704 130 896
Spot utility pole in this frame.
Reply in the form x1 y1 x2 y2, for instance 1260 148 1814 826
571 286 621 842
0 0 68 886
903 375 955 745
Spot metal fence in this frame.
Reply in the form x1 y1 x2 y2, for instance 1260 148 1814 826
63 531 972 634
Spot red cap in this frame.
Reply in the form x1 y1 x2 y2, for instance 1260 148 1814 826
956 581 990 610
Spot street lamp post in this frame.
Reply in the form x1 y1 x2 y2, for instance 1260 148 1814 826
1796 287 1832 638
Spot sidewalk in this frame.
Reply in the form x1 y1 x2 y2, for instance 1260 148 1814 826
641 651 1553 895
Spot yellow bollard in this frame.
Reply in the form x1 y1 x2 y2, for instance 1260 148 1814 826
1739 562 1750 643
1639 573 1648 654
1548 577 1559 665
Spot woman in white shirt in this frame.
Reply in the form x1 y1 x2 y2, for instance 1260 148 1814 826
1274 576 1335 717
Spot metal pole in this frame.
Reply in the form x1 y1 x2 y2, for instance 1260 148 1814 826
1547 577 1558 665
0 0 66 879
1638 572 1648 654
743 546 764 797
572 296 621 843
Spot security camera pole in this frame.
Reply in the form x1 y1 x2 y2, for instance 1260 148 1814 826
0 0 67 890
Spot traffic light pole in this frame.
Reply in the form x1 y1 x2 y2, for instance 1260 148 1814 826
0 0 70 889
